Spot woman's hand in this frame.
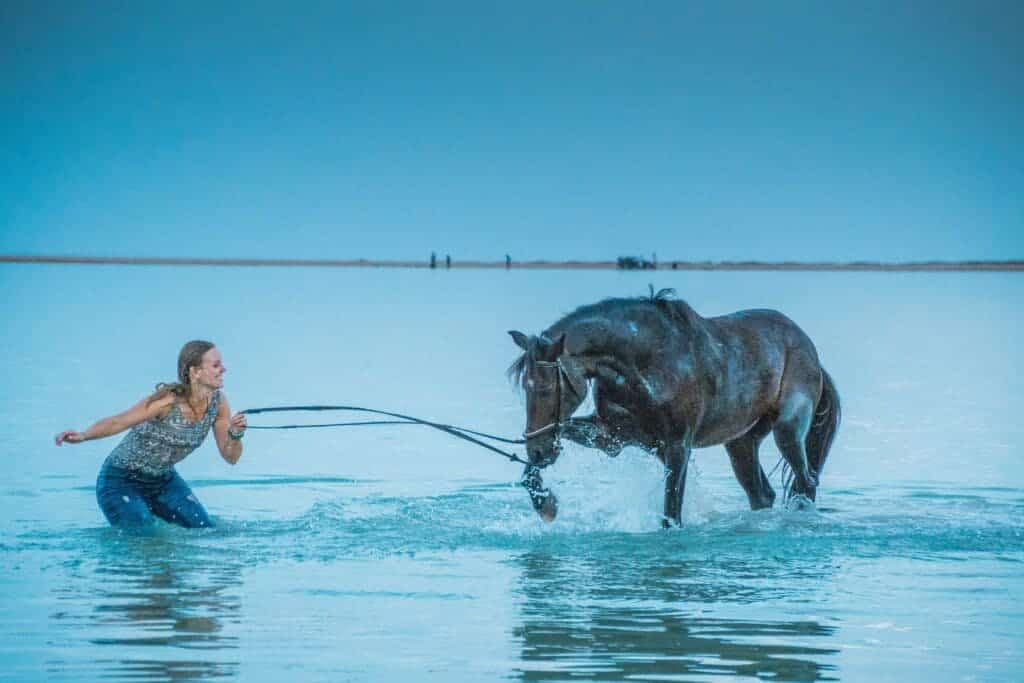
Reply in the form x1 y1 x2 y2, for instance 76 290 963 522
214 399 247 464
228 412 247 437
55 430 86 446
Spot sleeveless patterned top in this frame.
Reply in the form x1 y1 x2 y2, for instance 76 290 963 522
107 391 221 477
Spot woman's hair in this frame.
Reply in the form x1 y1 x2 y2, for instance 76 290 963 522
146 340 216 406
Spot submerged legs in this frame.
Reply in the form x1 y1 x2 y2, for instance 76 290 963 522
724 417 776 510
659 442 691 528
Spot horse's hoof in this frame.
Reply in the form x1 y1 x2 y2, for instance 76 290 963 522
786 494 814 511
537 493 558 522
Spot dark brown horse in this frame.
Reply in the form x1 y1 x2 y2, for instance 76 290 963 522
509 289 840 527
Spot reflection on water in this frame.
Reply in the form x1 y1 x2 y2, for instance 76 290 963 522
51 531 241 681
513 548 839 682
14 479 1023 681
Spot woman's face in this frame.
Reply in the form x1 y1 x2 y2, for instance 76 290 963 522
191 347 225 389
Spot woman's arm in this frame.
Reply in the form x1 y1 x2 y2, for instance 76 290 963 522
55 394 173 446
213 395 247 465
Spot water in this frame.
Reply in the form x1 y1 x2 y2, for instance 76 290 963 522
1 265 1021 681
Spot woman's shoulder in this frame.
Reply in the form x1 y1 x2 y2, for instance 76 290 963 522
144 391 177 419
147 389 176 406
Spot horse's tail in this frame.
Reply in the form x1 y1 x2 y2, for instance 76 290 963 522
803 368 841 501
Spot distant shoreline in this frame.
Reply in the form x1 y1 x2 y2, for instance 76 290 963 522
2 254 1022 272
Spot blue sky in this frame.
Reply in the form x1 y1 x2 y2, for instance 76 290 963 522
2 1 1020 262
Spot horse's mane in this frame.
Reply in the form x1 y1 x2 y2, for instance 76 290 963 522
646 286 704 329
555 286 703 334
507 351 529 387
506 287 702 385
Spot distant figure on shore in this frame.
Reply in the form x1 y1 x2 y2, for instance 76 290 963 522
55 340 247 529
446 254 451 269
430 252 437 269
506 254 512 269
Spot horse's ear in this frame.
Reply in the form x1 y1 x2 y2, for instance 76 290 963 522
509 330 530 350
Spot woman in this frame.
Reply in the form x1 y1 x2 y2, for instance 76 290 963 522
55 340 248 529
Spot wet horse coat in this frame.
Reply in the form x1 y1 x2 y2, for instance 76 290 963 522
509 290 840 526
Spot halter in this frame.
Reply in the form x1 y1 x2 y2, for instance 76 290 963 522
522 359 581 443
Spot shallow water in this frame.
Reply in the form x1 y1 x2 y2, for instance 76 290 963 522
2 265 1022 681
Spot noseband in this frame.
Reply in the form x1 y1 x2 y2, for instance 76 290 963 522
522 359 580 442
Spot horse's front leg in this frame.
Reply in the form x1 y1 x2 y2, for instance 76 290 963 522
521 465 558 522
659 441 691 528
562 415 625 457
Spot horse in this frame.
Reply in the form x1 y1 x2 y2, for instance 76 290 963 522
508 288 840 527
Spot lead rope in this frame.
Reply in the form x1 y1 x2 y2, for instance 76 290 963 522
241 405 529 465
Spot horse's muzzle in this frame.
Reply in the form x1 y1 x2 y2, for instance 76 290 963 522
526 437 561 468
529 450 559 468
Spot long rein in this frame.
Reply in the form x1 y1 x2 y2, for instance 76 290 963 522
240 405 530 465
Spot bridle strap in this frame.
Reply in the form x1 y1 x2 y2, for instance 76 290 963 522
522 359 579 441
523 422 558 439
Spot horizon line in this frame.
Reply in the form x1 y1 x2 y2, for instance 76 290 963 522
2 254 1022 272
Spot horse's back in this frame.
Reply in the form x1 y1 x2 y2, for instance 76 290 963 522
709 308 820 360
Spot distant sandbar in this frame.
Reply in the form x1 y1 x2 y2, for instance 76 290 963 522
1 255 1021 271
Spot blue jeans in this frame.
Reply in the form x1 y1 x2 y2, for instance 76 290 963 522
96 459 213 529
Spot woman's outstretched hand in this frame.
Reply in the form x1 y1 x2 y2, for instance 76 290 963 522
55 430 86 446
229 412 247 435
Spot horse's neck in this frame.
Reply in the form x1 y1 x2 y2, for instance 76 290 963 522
557 317 645 380
558 303 710 382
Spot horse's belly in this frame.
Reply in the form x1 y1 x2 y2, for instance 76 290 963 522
693 417 760 448
693 387 772 446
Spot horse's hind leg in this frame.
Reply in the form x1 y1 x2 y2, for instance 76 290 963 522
725 416 775 510
772 391 819 501
771 349 824 503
